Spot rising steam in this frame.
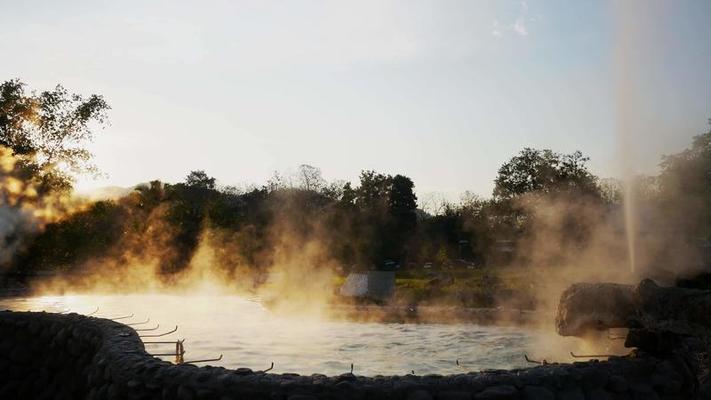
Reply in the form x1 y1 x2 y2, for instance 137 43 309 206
0 146 87 267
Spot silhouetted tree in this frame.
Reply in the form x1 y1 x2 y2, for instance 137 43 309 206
297 164 325 191
185 170 216 190
21 201 125 272
494 148 598 199
133 180 166 210
356 170 391 210
659 122 711 238
0 79 110 192
389 174 417 227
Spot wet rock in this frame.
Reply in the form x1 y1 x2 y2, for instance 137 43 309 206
87 369 102 387
557 387 584 400
55 327 69 344
14 327 29 343
97 383 109 399
234 367 254 375
585 388 611 400
451 375 474 388
162 386 177 399
68 338 84 356
520 386 553 400
630 384 659 400
287 395 318 400
605 376 628 394
71 325 84 339
699 381 711 400
103 364 114 380
107 383 121 400
195 370 212 383
336 373 357 382
18 379 34 399
28 319 41 335
127 379 142 390
0 338 13 353
474 385 518 400
196 387 216 399
580 368 608 389
9 347 29 364
555 282 637 337
408 389 434 400
335 380 356 392
436 390 471 400
279 379 298 390
145 379 163 391
394 380 425 395
177 384 197 400
650 373 681 394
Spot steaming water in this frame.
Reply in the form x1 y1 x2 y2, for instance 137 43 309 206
0 295 539 376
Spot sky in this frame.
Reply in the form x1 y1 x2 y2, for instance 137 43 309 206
1 0 710 202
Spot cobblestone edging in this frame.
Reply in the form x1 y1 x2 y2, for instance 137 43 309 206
0 311 696 399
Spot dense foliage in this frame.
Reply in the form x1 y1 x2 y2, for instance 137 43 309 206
11 152 611 275
3 80 711 282
1 79 109 193
1 79 109 267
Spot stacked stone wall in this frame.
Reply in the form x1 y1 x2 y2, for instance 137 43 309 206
0 311 696 399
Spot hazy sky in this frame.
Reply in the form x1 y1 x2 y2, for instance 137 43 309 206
2 0 710 200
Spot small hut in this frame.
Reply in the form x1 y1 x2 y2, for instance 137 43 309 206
339 271 395 301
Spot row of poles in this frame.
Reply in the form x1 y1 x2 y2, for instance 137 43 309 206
46 306 223 365
103 311 223 364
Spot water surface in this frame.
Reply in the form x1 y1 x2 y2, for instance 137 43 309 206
0 294 544 376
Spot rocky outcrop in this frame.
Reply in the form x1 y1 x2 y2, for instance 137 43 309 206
0 310 699 399
556 279 711 399
555 282 636 337
556 279 711 340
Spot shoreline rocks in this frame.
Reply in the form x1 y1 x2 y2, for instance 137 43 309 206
0 310 698 399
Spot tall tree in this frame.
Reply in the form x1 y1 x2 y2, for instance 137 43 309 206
389 174 417 230
659 122 711 238
0 79 110 192
297 164 325 191
133 180 166 210
494 148 598 199
355 170 391 210
185 170 216 190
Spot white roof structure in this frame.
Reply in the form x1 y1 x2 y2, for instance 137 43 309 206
339 271 395 300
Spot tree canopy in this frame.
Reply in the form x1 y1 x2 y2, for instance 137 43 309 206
658 122 711 238
493 148 599 199
0 79 110 192
4 80 708 287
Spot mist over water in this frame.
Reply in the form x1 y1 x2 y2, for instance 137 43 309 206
1 3 708 377
0 294 546 376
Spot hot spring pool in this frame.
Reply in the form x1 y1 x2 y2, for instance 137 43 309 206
0 294 562 376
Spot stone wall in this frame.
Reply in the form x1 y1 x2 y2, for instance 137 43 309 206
0 311 699 399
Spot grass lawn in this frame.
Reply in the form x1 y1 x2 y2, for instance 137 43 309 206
333 265 538 309
393 266 536 308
